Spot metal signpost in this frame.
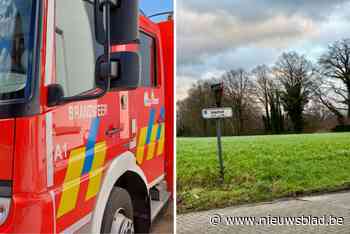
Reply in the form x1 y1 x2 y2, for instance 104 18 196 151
201 83 232 183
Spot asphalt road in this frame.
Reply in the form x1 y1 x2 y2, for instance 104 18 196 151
151 200 174 234
177 191 350 234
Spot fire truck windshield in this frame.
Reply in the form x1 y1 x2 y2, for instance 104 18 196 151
0 0 34 100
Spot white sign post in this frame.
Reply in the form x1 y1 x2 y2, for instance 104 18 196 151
202 106 232 183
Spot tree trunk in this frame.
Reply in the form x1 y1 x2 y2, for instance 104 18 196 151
264 94 270 131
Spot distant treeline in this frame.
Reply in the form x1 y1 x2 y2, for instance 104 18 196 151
177 39 350 137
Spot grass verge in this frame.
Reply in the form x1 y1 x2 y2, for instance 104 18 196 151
177 133 350 214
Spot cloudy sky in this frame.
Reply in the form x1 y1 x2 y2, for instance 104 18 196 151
177 0 350 100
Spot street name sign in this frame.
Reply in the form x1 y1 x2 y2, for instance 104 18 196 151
202 107 233 119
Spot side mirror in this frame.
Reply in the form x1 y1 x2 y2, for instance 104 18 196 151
96 51 140 89
95 0 139 45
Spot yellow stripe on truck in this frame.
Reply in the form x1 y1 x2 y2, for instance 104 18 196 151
85 142 107 200
57 147 86 218
136 127 147 164
147 124 159 160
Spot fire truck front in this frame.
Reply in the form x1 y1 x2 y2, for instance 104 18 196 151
0 0 49 232
0 0 142 233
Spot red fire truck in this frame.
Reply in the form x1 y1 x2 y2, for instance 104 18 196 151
0 0 173 233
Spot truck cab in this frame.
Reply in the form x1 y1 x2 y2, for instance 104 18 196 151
0 0 173 233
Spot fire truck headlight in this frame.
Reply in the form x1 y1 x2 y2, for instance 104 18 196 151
0 198 10 225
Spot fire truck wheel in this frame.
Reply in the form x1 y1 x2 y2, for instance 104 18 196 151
101 187 134 234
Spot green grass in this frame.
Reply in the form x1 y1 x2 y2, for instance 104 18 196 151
177 133 350 214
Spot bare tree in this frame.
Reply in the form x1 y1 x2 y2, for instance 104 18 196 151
222 69 255 135
313 73 347 125
318 39 350 120
274 52 314 132
304 95 337 131
252 65 285 133
189 80 213 136
176 80 215 136
252 65 271 131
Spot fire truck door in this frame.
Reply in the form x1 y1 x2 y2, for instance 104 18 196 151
134 31 166 183
46 1 114 232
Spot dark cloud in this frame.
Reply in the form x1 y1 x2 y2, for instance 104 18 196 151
180 0 348 22
176 0 350 99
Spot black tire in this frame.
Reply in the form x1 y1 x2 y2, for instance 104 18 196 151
101 187 134 234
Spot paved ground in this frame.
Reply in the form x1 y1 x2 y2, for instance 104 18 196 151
177 191 350 234
151 200 174 234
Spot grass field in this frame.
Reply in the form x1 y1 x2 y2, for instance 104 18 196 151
177 133 350 214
